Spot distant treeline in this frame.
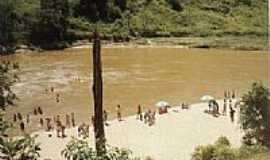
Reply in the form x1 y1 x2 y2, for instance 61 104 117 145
0 0 268 54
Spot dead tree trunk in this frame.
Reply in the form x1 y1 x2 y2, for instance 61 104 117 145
92 31 106 155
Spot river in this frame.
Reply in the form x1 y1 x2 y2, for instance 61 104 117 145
2 47 270 134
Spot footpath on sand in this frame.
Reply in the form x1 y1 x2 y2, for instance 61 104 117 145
33 100 243 160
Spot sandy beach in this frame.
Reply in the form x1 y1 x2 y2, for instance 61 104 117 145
32 100 243 160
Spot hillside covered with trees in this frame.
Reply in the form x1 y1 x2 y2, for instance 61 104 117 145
0 0 268 54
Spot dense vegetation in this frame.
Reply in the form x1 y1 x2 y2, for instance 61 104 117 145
192 136 269 160
0 0 268 54
0 61 41 160
240 82 270 147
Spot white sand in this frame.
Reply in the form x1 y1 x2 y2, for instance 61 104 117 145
33 100 243 160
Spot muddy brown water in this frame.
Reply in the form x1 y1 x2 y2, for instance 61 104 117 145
1 47 270 134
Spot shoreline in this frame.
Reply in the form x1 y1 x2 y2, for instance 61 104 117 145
31 99 243 160
3 36 268 55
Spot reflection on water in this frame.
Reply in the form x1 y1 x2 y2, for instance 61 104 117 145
2 48 270 133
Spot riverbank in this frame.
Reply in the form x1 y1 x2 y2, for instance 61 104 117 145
57 36 270 51
4 36 268 55
32 100 243 160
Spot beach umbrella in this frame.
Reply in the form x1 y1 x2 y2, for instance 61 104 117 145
156 101 169 108
200 95 214 102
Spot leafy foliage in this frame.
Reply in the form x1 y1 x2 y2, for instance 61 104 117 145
31 0 70 49
0 134 41 160
240 82 270 147
0 61 19 110
0 61 41 160
0 0 21 53
0 0 268 52
62 137 139 160
192 136 269 160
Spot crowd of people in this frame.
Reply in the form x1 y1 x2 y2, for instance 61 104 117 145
12 85 240 139
207 90 238 123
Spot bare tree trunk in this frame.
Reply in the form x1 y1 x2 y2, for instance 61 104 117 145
92 31 106 155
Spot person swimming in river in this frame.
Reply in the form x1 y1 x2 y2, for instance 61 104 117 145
26 114 30 124
38 107 43 115
17 112 23 121
56 94 60 103
34 108 38 115
50 86 54 92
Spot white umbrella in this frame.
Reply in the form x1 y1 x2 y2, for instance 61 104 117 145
200 95 214 102
156 101 169 108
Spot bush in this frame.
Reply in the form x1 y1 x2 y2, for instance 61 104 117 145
192 136 236 160
240 82 270 147
237 144 268 159
192 145 215 160
62 137 139 160
214 146 236 160
215 136 231 147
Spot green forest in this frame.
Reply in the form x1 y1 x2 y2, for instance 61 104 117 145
0 0 268 54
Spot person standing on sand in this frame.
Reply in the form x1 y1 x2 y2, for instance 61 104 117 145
224 91 227 99
61 125 66 138
229 106 235 123
20 121 25 133
103 110 108 125
13 113 17 122
137 105 143 121
91 115 95 126
144 111 149 124
40 118 44 126
56 117 62 138
223 100 227 115
71 113 75 127
66 114 70 128
116 105 122 121
46 118 52 131
232 90 236 99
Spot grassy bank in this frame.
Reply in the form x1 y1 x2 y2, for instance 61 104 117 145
0 0 268 54
131 36 269 50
